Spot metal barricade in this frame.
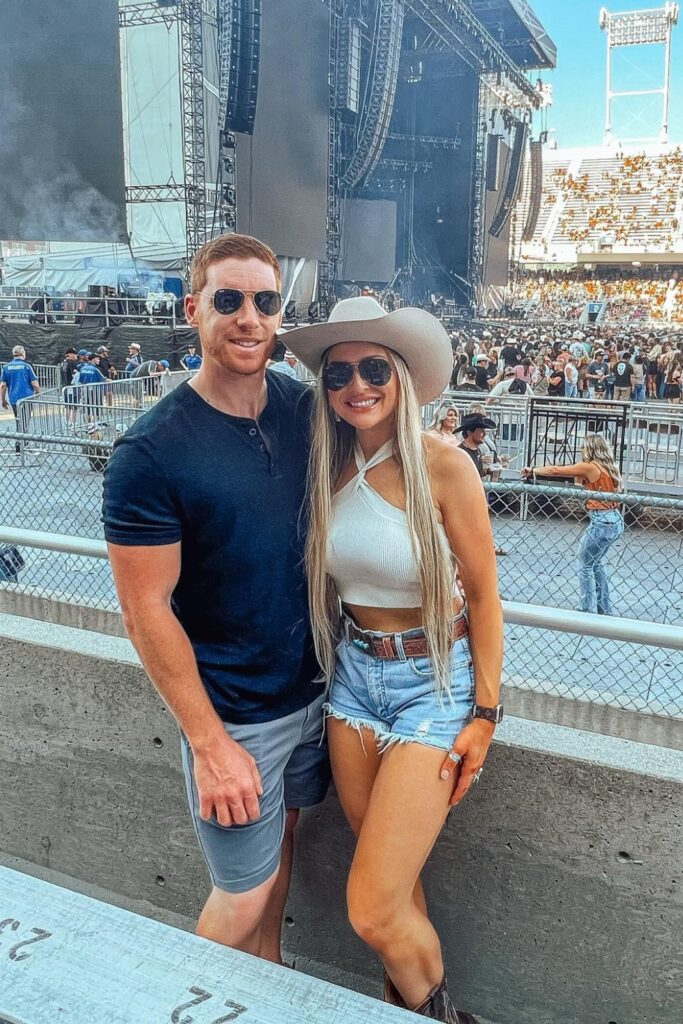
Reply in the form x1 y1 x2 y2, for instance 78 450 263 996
16 379 146 442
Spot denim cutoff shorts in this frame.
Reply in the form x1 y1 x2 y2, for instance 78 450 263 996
325 612 475 753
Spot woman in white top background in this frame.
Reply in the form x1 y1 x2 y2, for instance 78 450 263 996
427 402 460 443
287 299 503 1024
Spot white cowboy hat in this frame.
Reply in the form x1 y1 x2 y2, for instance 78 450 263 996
285 297 453 404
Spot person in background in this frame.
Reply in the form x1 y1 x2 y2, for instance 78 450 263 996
455 367 486 394
646 343 661 399
60 347 79 428
576 355 590 399
474 355 489 390
521 434 623 615
181 343 203 371
125 342 143 374
427 403 460 445
586 350 607 400
456 412 507 556
631 353 646 403
0 345 40 451
564 358 579 399
612 352 635 403
97 345 116 407
664 358 681 404
269 348 299 380
547 360 565 398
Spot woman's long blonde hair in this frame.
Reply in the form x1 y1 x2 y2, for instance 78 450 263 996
305 352 455 696
427 402 459 432
583 433 622 488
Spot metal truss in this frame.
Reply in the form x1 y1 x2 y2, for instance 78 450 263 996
386 131 460 149
342 0 406 188
125 184 187 202
405 0 541 108
119 0 208 259
319 0 344 312
468 88 489 299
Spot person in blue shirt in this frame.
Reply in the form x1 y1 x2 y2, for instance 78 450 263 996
181 343 202 371
74 353 107 426
0 345 40 450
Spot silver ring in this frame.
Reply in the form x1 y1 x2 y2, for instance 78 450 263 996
447 750 461 763
473 768 483 783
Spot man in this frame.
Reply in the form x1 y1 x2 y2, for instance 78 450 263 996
499 337 522 368
75 352 107 427
268 346 299 380
97 345 116 407
103 234 329 963
60 347 79 427
455 367 485 394
59 347 79 388
474 354 489 390
455 412 497 478
586 350 607 399
181 343 202 371
125 343 143 374
0 345 40 450
613 351 635 402
486 366 528 402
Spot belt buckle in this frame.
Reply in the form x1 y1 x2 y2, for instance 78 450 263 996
379 636 395 659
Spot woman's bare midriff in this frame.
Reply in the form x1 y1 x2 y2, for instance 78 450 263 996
343 595 465 633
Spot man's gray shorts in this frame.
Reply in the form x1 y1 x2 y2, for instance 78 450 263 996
180 693 330 894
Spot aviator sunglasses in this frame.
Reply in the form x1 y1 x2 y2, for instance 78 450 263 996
322 356 393 391
199 288 282 317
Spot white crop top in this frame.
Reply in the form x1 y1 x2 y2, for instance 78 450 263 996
326 440 450 608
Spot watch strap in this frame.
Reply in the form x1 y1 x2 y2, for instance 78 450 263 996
472 703 504 724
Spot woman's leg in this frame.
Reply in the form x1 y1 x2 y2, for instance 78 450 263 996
595 524 623 615
577 524 599 613
328 719 429 916
345 740 455 1009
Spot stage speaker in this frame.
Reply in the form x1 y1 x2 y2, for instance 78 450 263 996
489 120 528 238
522 140 543 242
224 0 262 135
486 134 502 191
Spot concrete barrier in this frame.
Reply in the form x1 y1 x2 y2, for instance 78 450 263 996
0 865 412 1024
0 612 681 1024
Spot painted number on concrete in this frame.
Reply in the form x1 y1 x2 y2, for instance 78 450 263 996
0 918 52 961
171 987 247 1024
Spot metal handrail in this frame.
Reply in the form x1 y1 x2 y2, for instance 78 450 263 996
2 527 682 652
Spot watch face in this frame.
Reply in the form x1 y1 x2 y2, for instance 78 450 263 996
474 704 503 723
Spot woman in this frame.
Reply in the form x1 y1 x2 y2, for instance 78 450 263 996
521 434 623 615
287 297 503 1023
664 358 681 404
427 403 460 443
646 343 661 399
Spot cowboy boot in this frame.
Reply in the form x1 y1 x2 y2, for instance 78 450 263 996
382 968 407 1008
412 976 480 1024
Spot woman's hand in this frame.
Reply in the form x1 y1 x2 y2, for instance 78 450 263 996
439 719 495 806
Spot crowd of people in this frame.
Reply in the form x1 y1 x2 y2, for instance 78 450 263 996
539 148 683 250
511 267 682 324
445 320 683 403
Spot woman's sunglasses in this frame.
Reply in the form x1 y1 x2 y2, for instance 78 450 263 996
199 288 282 317
322 357 393 391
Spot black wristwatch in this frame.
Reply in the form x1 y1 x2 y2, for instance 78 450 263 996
471 703 504 724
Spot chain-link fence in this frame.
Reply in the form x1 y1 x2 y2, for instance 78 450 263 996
0 428 681 719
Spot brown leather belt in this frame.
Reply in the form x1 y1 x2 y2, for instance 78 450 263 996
345 616 468 660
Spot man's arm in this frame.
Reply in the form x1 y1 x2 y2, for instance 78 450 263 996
0 380 7 408
108 542 263 826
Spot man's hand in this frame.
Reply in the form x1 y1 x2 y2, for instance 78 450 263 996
192 732 263 827
1 400 8 410
439 718 495 806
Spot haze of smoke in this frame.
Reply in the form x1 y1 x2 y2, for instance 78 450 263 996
0 86 125 243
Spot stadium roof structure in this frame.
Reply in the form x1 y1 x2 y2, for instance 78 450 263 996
469 0 557 69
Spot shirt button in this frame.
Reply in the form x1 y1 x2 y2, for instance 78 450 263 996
249 428 257 436
260 444 265 452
